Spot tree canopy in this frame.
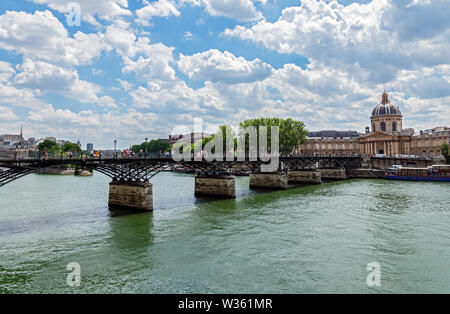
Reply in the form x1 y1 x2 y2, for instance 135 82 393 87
132 139 170 154
239 117 308 155
38 140 81 155
38 139 57 152
62 142 81 153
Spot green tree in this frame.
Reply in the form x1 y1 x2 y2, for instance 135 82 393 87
38 139 57 152
441 142 450 164
131 139 170 154
61 142 81 153
239 117 308 155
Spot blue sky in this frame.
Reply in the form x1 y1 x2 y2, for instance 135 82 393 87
0 0 449 149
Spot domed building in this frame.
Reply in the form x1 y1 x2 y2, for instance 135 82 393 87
358 91 412 156
370 91 402 133
299 91 449 159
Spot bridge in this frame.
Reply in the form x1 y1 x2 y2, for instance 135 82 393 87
0 156 362 211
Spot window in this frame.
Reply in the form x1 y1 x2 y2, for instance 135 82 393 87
392 122 397 132
372 123 376 132
381 122 386 132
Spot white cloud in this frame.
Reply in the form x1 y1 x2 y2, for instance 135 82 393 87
122 44 176 81
182 0 264 21
13 59 103 104
0 106 18 122
28 0 131 25
117 79 133 91
0 83 42 109
0 10 105 67
184 31 193 41
0 61 15 83
104 20 177 82
178 49 273 84
27 104 161 147
130 79 225 113
224 0 450 84
136 0 181 26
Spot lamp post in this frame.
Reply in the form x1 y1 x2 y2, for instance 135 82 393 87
145 137 148 158
114 139 117 159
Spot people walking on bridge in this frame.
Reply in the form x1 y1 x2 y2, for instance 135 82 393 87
41 147 48 160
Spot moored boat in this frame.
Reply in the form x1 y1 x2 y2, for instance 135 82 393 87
385 164 450 182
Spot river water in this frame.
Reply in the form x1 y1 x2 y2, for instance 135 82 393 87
0 172 449 293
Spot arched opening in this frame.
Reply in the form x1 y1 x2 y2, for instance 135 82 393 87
392 122 397 132
381 122 386 132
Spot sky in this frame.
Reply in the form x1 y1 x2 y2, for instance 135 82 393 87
0 0 449 149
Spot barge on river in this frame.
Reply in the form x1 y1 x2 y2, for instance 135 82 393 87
385 164 450 182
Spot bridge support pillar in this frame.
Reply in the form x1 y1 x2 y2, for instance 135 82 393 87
249 173 287 190
195 176 236 198
320 169 347 180
288 170 321 184
108 181 153 211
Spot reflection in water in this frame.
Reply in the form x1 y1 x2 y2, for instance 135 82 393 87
0 172 450 293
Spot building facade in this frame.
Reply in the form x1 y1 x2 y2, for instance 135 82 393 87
299 92 449 159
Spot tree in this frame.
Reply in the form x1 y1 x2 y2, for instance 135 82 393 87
441 142 450 164
239 117 308 155
38 139 57 152
62 143 81 153
131 139 170 154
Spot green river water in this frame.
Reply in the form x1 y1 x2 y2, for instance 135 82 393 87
0 172 449 293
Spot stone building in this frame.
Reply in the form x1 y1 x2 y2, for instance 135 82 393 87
299 91 449 159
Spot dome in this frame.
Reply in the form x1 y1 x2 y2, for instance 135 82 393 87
371 91 402 117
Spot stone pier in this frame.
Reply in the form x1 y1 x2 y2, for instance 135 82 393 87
195 176 236 198
320 169 347 180
288 170 321 184
249 173 287 190
108 181 153 211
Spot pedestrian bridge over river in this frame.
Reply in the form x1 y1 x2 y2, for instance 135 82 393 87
0 156 361 211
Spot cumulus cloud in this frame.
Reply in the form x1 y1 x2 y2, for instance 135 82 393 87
0 10 105 67
224 0 450 84
12 59 107 105
104 20 177 82
122 44 176 81
27 104 161 146
182 0 264 21
117 79 133 91
0 106 18 122
178 49 273 84
28 0 131 25
135 0 181 26
0 61 15 83
0 83 42 109
130 79 225 113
